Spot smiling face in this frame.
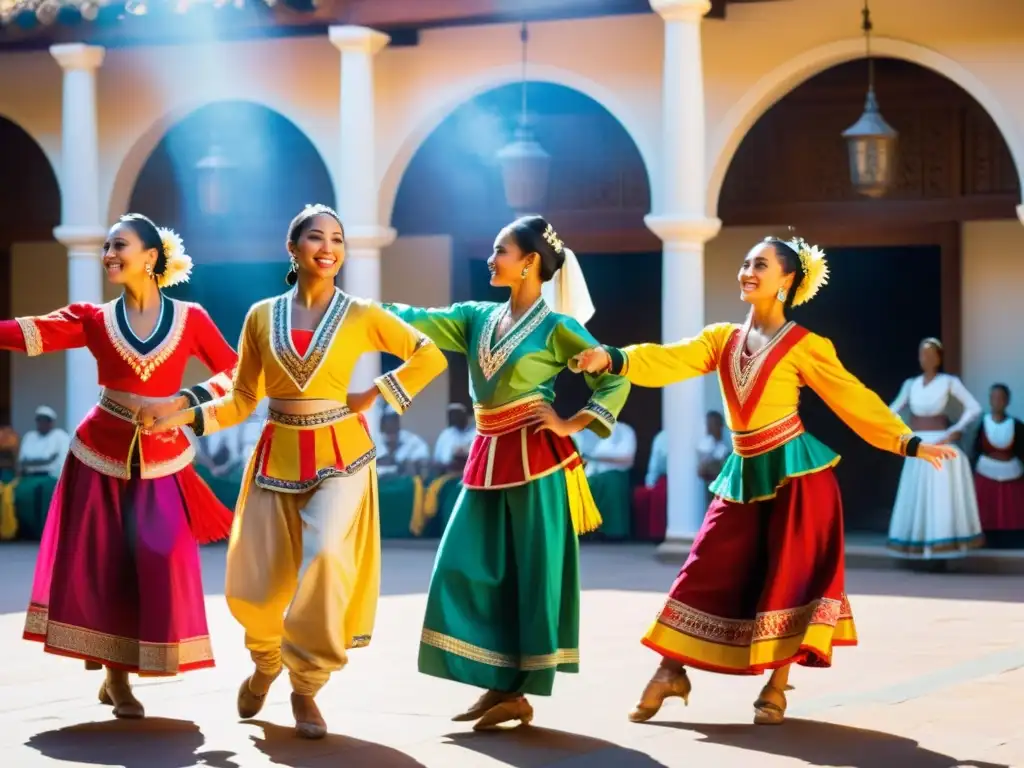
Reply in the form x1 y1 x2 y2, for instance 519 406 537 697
737 241 793 305
487 227 536 288
290 214 345 283
102 222 158 286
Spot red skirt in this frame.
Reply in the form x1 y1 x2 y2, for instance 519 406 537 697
632 476 667 542
23 454 232 675
975 473 1024 531
642 468 856 675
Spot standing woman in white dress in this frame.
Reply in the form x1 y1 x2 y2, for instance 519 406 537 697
887 337 984 558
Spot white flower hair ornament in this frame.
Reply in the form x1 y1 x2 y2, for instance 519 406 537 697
156 227 193 289
788 237 829 307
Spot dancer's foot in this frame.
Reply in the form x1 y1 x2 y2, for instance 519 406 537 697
628 666 691 723
291 693 327 739
753 682 787 725
473 695 534 730
100 669 145 719
237 668 280 719
451 689 515 722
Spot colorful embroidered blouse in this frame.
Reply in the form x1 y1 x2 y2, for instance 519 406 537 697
605 322 914 502
0 296 237 479
384 298 630 490
195 288 447 493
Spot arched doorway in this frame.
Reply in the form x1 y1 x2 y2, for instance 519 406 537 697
390 81 657 483
0 118 61 431
717 57 1020 532
128 100 335 343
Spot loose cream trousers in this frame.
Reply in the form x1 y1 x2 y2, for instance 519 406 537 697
224 463 380 696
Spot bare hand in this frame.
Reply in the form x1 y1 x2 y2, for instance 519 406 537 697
347 387 379 414
532 404 576 438
136 398 186 429
570 347 611 375
917 443 957 469
146 409 196 434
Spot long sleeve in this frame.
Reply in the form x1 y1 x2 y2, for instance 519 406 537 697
366 303 448 415
797 334 912 456
549 317 630 439
195 306 264 436
606 323 732 389
381 301 475 355
947 376 982 436
0 304 94 355
180 306 241 406
889 379 911 414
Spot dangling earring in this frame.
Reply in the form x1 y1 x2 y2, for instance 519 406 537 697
520 266 529 279
145 263 154 278
289 257 298 273
776 288 787 302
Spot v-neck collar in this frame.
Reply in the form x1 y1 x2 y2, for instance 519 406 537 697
269 288 352 391
477 298 550 380
115 293 171 356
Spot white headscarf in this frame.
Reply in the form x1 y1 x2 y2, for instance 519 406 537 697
541 247 595 326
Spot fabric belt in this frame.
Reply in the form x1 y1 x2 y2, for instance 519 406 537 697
731 412 804 458
474 395 547 437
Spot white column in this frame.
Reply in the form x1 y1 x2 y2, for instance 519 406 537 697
330 26 396 444
647 0 722 557
51 43 106 431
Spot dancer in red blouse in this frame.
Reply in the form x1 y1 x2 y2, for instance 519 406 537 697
0 214 237 719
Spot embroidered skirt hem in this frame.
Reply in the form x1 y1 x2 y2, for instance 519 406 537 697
417 470 582 697
646 467 856 675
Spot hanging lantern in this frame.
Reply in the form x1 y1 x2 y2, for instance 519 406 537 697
496 22 551 213
842 87 898 198
842 0 897 198
497 117 551 214
195 144 235 216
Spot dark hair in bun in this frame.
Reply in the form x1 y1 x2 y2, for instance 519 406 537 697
504 215 566 282
120 213 167 279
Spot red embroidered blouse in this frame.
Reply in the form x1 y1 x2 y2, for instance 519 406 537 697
0 296 238 480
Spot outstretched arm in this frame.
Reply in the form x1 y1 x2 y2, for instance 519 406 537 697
181 306 244 406
573 323 732 389
381 301 475 355
0 304 93 355
796 334 953 467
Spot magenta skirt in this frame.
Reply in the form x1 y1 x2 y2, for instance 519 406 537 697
23 454 216 676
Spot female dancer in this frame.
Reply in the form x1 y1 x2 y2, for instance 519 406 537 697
887 338 983 558
0 214 238 718
149 204 446 739
573 236 956 725
384 216 630 730
973 383 1024 548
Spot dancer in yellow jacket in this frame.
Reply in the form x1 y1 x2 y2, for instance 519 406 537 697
150 204 446 738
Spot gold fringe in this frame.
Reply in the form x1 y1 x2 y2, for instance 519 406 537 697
0 478 19 540
414 473 459 536
565 463 601 535
408 475 426 536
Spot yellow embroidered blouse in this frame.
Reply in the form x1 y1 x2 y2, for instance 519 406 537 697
612 322 911 452
195 288 446 492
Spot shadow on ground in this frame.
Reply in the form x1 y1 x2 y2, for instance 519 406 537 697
648 718 1009 768
247 719 428 767
444 725 669 767
24 717 239 768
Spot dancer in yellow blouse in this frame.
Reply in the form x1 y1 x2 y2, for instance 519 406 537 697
574 235 955 725
150 204 446 738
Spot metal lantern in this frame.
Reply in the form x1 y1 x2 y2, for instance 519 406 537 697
842 87 898 198
497 117 551 214
195 144 235 216
496 21 551 214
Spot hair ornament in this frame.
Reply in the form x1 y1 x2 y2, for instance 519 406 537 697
542 223 563 254
787 236 829 307
301 202 341 221
155 227 193 289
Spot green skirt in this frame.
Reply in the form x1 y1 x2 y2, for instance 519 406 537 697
418 470 580 696
581 469 632 540
14 474 58 540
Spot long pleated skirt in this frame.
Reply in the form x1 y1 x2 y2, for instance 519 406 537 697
23 454 224 675
643 468 857 675
417 470 581 697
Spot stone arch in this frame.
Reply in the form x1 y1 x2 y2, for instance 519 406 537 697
378 63 657 225
107 97 335 223
706 36 1024 215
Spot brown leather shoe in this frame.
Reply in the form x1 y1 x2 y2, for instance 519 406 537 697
237 669 280 719
290 693 327 739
